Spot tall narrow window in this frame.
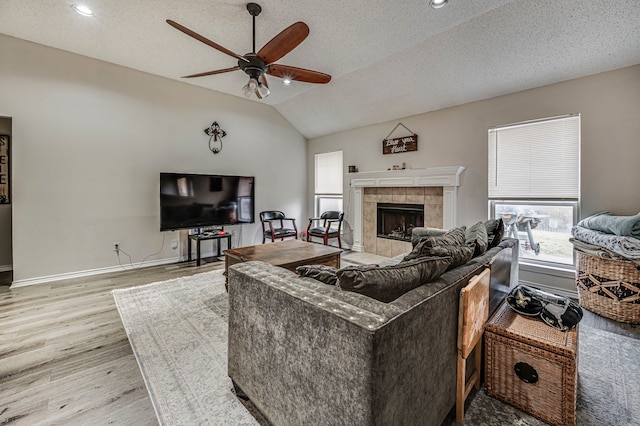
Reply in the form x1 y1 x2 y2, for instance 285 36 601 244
488 114 580 266
314 151 343 217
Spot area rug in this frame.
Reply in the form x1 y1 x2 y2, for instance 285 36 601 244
112 271 258 426
114 272 640 425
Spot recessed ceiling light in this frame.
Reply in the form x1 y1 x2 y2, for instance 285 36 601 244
283 78 292 86
73 5 94 17
430 0 448 9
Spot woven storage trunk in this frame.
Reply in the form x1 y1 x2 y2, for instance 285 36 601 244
576 251 640 324
485 302 578 426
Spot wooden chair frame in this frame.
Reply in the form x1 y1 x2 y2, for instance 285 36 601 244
306 211 343 248
260 210 298 243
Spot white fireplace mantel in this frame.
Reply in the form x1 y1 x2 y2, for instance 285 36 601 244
349 166 465 252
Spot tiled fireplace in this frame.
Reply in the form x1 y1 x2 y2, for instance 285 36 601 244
349 167 465 257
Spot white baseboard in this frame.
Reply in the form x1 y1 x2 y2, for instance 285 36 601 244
10 257 181 288
518 279 578 299
0 264 12 272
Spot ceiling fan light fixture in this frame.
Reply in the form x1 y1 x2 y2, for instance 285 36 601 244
430 0 448 9
257 82 270 98
72 4 94 17
241 77 259 98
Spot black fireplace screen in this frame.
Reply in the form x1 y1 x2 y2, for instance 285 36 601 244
377 203 424 241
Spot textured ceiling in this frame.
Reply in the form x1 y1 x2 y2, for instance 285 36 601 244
0 0 639 139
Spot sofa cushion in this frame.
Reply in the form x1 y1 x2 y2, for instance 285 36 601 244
404 226 467 261
412 244 474 270
336 256 452 302
484 218 505 248
465 221 489 257
411 227 447 247
296 265 338 286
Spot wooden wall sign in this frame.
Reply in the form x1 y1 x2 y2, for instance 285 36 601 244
382 122 418 155
0 135 9 204
383 134 418 154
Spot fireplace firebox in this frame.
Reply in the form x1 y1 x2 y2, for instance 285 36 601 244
377 203 424 241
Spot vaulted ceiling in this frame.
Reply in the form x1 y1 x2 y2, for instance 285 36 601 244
1 0 639 139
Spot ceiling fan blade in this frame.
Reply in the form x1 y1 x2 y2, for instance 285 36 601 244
268 64 331 84
257 22 309 65
182 66 241 78
166 19 248 63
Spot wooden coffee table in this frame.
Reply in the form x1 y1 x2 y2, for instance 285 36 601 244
224 239 343 290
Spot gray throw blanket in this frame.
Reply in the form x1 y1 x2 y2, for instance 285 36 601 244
571 226 640 260
578 211 640 238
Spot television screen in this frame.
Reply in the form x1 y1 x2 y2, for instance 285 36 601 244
160 172 255 231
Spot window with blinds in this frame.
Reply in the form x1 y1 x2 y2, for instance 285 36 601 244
489 114 580 199
314 151 343 217
488 114 580 267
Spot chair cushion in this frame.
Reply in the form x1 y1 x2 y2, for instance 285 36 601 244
336 256 452 302
296 265 338 286
308 227 339 236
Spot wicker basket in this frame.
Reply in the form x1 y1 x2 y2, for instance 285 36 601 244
576 251 640 324
485 302 578 426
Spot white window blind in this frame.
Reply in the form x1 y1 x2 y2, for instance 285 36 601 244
315 151 343 194
488 115 580 199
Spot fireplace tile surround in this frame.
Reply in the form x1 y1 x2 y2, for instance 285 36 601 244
365 187 442 257
349 166 465 257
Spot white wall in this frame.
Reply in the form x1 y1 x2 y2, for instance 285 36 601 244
0 34 307 283
308 65 640 294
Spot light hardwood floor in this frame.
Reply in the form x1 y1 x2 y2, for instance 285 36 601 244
0 259 224 425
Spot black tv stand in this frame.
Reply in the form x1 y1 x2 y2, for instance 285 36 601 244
187 231 232 266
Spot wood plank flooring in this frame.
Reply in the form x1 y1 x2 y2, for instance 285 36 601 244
1 252 638 425
0 259 224 425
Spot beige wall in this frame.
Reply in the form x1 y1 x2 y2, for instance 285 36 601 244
0 117 11 270
308 65 640 293
0 34 307 283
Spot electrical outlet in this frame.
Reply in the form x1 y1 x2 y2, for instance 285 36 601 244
171 239 178 250
113 242 120 253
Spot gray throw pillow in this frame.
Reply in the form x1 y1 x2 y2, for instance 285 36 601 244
411 227 447 247
336 256 452 302
296 265 338 286
465 221 489 257
404 226 467 261
484 218 505 248
413 244 474 270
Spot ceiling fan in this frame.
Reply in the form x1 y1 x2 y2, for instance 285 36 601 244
166 2 331 99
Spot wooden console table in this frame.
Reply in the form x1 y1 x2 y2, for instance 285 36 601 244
224 239 342 291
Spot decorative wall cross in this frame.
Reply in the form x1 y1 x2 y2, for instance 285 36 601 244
204 121 227 154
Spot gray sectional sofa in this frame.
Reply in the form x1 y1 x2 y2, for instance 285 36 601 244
227 234 518 426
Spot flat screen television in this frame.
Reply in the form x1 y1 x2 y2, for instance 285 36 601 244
160 172 255 231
